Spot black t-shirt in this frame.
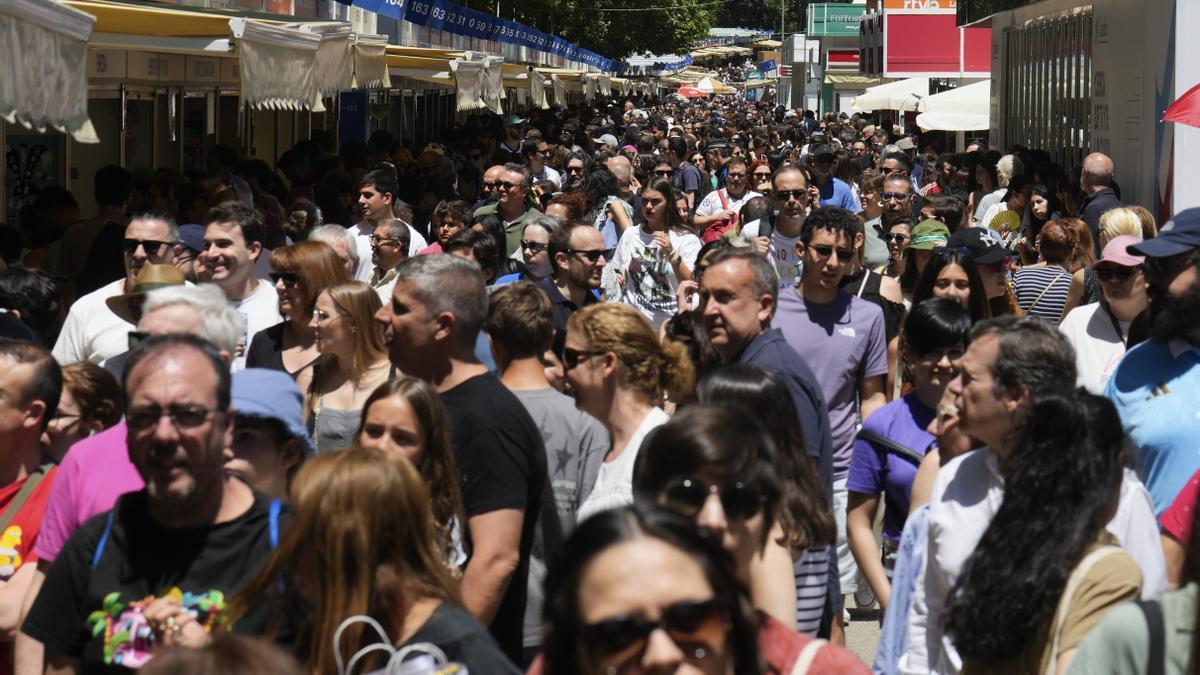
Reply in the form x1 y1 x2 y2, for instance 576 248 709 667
23 489 290 673
439 374 546 664
400 604 521 675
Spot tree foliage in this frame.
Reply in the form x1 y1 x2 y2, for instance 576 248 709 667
716 0 808 37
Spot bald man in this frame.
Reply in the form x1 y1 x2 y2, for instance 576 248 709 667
1081 152 1121 254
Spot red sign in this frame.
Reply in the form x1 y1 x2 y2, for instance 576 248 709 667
779 64 793 76
827 49 860 66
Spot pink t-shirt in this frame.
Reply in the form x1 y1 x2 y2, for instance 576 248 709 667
418 242 444 255
34 423 144 563
1161 467 1200 545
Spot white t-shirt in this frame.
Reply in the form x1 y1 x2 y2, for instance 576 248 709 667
694 188 762 218
608 225 702 327
576 407 670 524
352 221 428 282
230 278 283 372
1059 302 1131 395
534 165 563 188
52 279 132 365
740 218 803 287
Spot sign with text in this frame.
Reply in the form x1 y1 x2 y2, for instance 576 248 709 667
807 3 866 37
882 0 956 9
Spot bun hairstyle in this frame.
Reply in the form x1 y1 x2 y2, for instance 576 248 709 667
567 304 695 404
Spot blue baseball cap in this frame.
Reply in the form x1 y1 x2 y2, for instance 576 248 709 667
178 223 206 255
232 369 312 453
1128 208 1200 258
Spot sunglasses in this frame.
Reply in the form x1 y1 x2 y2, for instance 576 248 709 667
933 246 973 257
492 181 521 191
583 598 725 665
773 189 807 203
269 272 300 287
882 233 910 244
562 347 607 371
654 170 674 177
1094 264 1141 282
126 404 221 431
128 330 150 351
567 248 605 263
809 244 855 261
566 166 585 175
521 240 548 253
882 191 912 202
123 238 173 255
661 478 765 521
726 172 747 179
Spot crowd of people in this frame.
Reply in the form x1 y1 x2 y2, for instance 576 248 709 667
0 91 1197 675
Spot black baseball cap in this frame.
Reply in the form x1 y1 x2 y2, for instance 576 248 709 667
947 227 1010 265
809 143 835 161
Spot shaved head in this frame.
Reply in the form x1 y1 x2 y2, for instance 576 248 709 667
1083 153 1113 183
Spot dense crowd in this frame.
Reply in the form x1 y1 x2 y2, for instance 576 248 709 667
0 93 1197 675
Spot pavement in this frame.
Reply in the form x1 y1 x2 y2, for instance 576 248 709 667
845 608 883 666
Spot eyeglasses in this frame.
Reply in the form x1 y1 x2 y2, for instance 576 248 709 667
660 478 765 521
521 240 548 253
753 171 772 179
127 404 222 431
653 170 674 177
566 166 585 175
882 191 912 202
123 238 173 255
269 272 300 287
370 236 403 248
881 233 910 244
1142 251 1200 280
773 189 807 203
566 249 605 263
809 244 855 261
128 330 150 350
493 181 522 191
562 347 607 371
1091 264 1140 282
582 598 725 665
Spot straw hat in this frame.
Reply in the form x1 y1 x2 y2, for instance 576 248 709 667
106 264 186 324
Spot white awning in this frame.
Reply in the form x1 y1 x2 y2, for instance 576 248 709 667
229 18 320 111
353 33 391 90
449 59 485 111
1 0 97 142
299 23 353 106
850 77 929 112
480 55 504 113
915 79 990 130
552 74 566 106
528 67 547 109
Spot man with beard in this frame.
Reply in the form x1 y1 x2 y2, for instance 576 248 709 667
1106 208 1200 515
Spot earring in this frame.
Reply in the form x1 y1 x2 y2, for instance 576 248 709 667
693 647 708 660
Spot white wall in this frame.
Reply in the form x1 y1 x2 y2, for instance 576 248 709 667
1174 0 1200 215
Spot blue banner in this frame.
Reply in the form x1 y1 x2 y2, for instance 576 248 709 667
758 59 777 72
401 0 622 72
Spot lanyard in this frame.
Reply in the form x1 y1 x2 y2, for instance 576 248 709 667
1105 305 1127 345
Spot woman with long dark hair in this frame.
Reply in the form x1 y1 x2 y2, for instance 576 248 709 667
696 366 836 635
945 391 1141 673
847 299 969 611
912 250 992 324
535 506 765 675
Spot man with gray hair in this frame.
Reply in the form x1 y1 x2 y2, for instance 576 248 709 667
901 315 1164 674
52 212 181 365
16 285 245 674
1081 152 1121 251
367 218 411 302
374 254 546 664
471 162 542 257
308 224 360 278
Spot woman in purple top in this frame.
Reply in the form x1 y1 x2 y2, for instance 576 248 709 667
846 298 970 610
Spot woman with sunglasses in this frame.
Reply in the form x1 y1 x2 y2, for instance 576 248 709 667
881 218 914 280
493 216 559 287
300 281 391 454
751 161 774 194
247 240 349 377
690 151 716 197
630 408 870 674
911 249 992 324
696 367 837 636
569 303 694 523
608 177 703 327
1061 208 1145 316
1059 235 1147 394
847 299 969 613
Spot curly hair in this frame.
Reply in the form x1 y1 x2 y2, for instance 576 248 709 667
567 303 694 405
546 191 587 221
946 391 1126 662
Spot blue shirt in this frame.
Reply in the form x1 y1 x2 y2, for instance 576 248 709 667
1105 338 1200 515
818 177 862 213
874 505 929 675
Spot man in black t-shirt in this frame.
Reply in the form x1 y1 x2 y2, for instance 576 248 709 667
374 254 546 664
22 335 287 674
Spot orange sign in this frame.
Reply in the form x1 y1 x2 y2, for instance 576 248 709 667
883 0 957 9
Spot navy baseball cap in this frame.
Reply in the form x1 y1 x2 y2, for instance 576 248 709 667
947 226 1009 265
1128 207 1200 258
232 368 313 454
178 223 206 255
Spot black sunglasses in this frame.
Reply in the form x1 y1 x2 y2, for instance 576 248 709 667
653 170 673 177
566 248 605 263
269 272 300 287
566 166 585 175
882 191 912 202
773 189 807 203
521 240 548 253
582 598 724 663
123 238 173 255
661 478 765 521
127 330 150 351
933 246 974 257
562 347 607 371
882 232 910 244
809 244 854 261
1094 265 1141 283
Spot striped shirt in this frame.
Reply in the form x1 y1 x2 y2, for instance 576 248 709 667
1013 266 1073 321
795 545 832 635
